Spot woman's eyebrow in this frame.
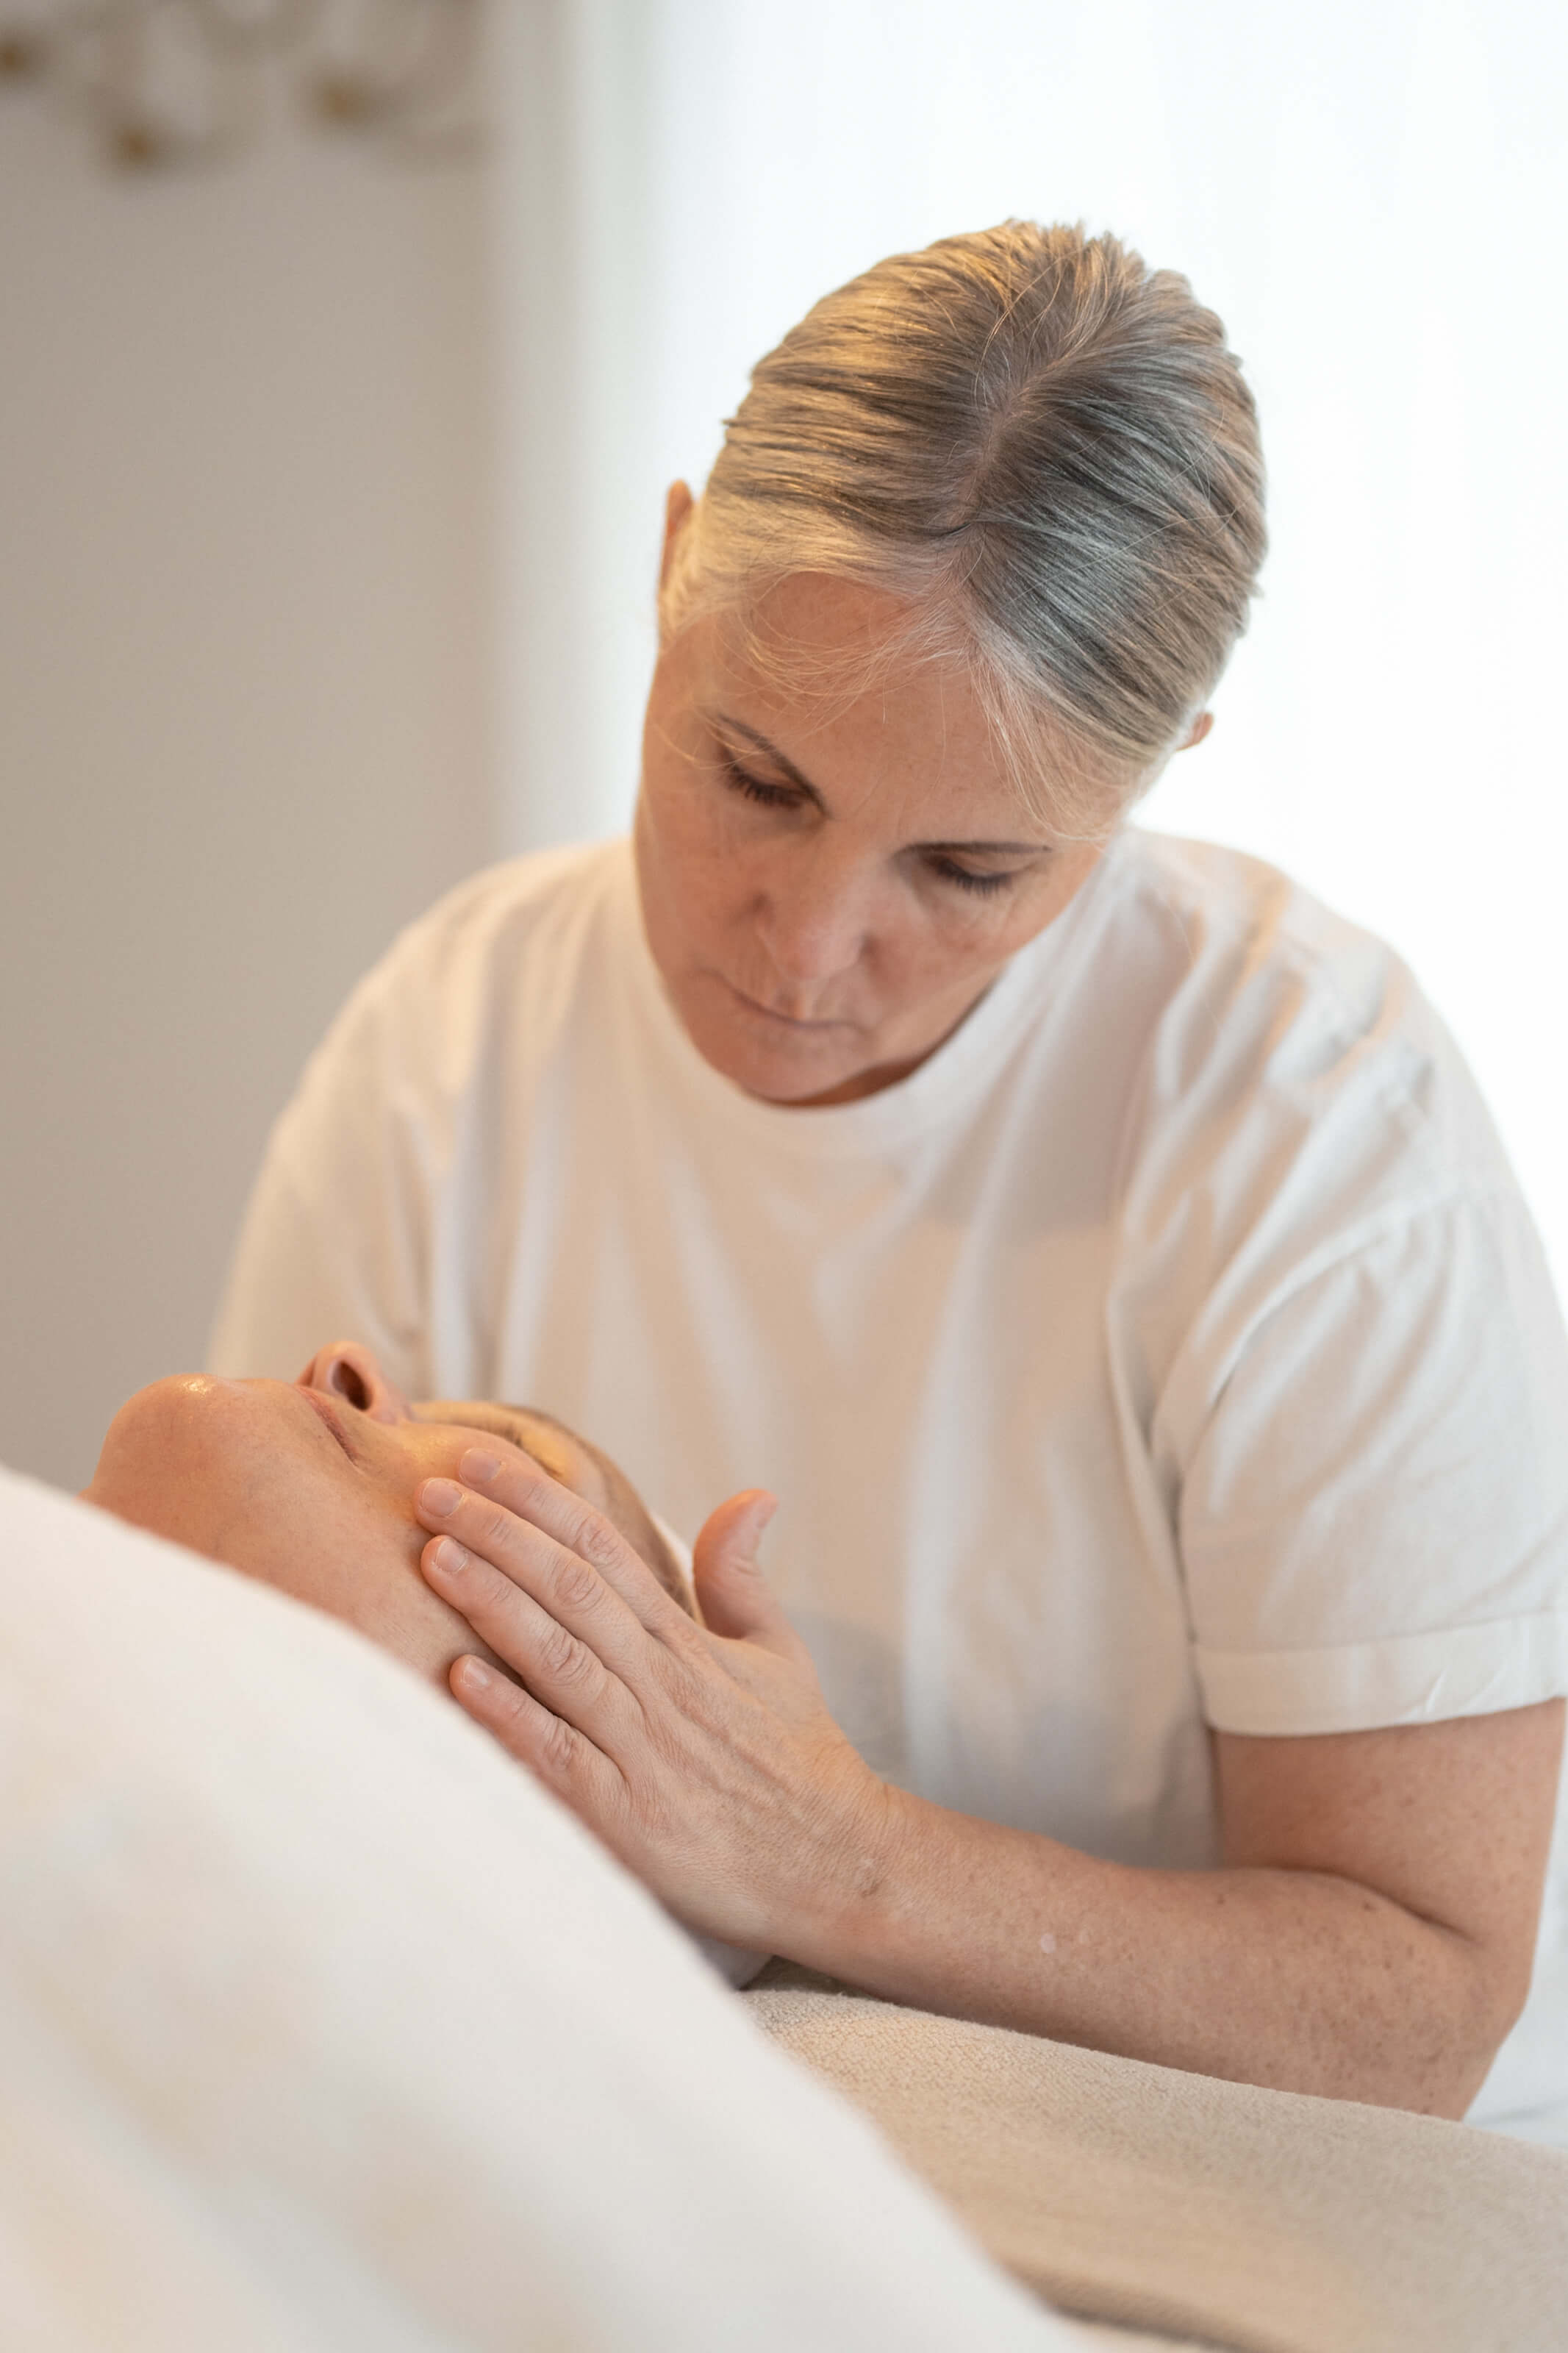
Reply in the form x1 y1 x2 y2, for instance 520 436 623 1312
920 835 1053 857
712 711 1050 857
711 713 824 804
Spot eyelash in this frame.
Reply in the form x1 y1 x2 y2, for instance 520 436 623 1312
719 757 1021 898
722 758 795 811
926 859 1015 897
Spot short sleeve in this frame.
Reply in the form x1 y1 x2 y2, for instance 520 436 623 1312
208 844 625 1399
1180 1185 1568 1734
207 944 445 1394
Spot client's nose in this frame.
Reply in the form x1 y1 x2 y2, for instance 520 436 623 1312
296 1340 412 1426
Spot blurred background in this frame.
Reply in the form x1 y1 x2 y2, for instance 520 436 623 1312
3 0 1565 1490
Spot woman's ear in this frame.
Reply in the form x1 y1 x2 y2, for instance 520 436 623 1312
659 479 695 593
1181 710 1214 751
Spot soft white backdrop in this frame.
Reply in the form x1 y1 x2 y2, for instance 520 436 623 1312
0 83 490 1490
493 0 1568 1296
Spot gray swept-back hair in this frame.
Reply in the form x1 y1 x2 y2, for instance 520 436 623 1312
660 221 1267 838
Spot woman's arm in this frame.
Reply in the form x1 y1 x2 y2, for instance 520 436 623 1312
412 1452 1563 2117
797 1708 1562 2117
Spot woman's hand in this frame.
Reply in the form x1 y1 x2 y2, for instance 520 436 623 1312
410 1454 1566 2113
412 1452 895 1953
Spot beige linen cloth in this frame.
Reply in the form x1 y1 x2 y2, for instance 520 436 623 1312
747 1965 1568 2353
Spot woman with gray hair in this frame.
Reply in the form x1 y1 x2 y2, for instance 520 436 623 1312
214 223 1568 2139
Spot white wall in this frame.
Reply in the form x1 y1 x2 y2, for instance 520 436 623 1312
494 0 1568 1302
0 95 492 1490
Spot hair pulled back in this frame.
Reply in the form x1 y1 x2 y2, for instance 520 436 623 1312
662 221 1267 836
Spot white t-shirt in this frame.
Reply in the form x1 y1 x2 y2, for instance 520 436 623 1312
211 829 1568 2138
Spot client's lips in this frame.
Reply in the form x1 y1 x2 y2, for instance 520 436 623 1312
300 1387 359 1460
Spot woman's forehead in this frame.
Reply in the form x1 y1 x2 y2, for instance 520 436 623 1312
699 579 973 712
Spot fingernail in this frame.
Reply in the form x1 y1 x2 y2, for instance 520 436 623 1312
455 1656 492 1692
421 1478 462 1516
460 1450 501 1485
431 1536 468 1575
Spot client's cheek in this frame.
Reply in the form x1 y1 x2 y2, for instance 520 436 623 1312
374 1550 520 1695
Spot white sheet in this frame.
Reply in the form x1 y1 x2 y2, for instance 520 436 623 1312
0 1465 1100 2352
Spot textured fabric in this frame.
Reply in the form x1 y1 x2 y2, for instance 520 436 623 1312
0 1466 1083 2352
208 829 1568 2138
748 1971 1568 2353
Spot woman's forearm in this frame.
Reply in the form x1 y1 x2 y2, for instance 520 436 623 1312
409 1456 1557 2121
780 1786 1500 2118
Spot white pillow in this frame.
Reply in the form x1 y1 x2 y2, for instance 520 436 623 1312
0 1465 1083 2352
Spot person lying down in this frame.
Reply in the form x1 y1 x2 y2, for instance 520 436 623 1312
84 1338 697 1693
82 1338 764 1985
1 1460 1077 2353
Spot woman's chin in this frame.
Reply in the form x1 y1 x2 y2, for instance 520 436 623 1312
676 970 955 1104
680 997 870 1104
718 1039 867 1106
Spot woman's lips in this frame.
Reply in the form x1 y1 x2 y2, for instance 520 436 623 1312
717 976 855 1032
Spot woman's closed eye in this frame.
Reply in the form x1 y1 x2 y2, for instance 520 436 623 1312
720 755 800 812
720 755 1034 898
922 855 1021 896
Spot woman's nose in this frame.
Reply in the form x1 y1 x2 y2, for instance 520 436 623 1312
753 852 874 991
296 1340 412 1425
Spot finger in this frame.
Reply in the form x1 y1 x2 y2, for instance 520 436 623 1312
447 1652 619 1819
422 1532 641 1743
451 1449 692 1638
692 1492 805 1655
416 1473 656 1671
